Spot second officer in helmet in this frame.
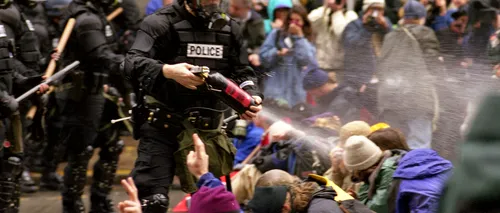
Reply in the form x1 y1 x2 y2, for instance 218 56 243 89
124 0 263 211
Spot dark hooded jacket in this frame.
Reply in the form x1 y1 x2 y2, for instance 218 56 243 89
392 149 453 213
438 93 500 213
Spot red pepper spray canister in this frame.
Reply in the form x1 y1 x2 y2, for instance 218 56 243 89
191 66 256 114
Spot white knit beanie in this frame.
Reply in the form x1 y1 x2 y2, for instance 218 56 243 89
362 0 385 12
343 135 383 171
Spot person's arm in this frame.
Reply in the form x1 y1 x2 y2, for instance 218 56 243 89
366 169 394 213
123 14 170 95
196 172 224 189
228 19 261 98
75 14 124 74
331 10 356 37
308 6 326 30
292 37 316 67
417 28 444 77
408 193 440 213
259 29 281 70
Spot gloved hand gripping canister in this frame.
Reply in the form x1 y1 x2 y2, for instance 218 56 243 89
191 66 256 114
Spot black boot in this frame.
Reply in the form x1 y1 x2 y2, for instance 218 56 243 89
19 170 38 193
90 140 123 213
40 172 63 191
62 197 85 213
62 146 93 213
0 156 23 213
90 194 114 213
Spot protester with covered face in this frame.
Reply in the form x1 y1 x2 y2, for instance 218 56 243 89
308 0 357 80
303 66 361 124
260 5 315 108
342 0 392 115
344 135 405 212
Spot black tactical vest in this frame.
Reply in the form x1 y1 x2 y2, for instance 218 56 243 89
0 24 13 74
155 7 235 111
0 5 40 73
62 1 118 71
161 7 232 76
0 24 14 93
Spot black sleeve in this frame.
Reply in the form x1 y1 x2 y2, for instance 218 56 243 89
228 20 262 98
75 13 124 74
124 13 170 96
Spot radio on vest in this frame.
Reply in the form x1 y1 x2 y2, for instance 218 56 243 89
191 66 257 114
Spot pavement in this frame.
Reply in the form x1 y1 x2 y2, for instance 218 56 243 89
21 136 188 213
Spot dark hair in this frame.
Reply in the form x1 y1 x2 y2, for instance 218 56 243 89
367 128 410 151
283 5 313 42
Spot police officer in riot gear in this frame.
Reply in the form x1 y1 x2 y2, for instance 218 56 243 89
0 0 49 209
58 0 124 211
1 0 44 198
39 0 71 191
124 0 262 211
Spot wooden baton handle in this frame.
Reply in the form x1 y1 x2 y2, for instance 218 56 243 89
106 7 123 21
241 144 261 165
44 18 76 78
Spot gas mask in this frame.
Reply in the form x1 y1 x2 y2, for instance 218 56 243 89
188 0 229 29
0 0 12 9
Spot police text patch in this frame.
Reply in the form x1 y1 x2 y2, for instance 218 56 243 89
25 20 35 31
187 44 223 59
0 25 6 38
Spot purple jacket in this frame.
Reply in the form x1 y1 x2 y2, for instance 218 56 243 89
392 149 452 213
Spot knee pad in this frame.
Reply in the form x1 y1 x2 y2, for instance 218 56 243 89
77 145 94 161
141 194 169 213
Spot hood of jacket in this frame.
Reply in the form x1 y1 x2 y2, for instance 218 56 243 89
393 149 452 179
266 0 292 21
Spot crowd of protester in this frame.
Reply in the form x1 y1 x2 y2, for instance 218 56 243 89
126 0 500 212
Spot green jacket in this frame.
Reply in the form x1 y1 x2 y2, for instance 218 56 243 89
358 150 404 213
439 93 500 213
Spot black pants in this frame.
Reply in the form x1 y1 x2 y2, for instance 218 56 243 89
130 123 180 210
60 92 105 199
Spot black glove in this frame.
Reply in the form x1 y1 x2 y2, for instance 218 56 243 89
0 91 18 118
13 73 44 90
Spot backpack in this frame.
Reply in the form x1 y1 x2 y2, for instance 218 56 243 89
252 136 333 179
377 26 436 114
307 174 374 213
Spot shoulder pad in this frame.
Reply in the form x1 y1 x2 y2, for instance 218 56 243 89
156 5 175 14
75 13 103 31
0 7 21 29
139 12 171 39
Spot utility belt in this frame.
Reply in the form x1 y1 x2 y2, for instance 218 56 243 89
140 95 224 132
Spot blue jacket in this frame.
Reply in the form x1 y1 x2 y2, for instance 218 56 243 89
260 29 316 107
429 10 455 31
393 149 453 213
233 122 264 165
146 0 163 15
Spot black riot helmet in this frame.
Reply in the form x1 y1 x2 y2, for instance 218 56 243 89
90 0 120 10
184 0 229 29
44 0 70 18
16 0 45 8
0 0 12 9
